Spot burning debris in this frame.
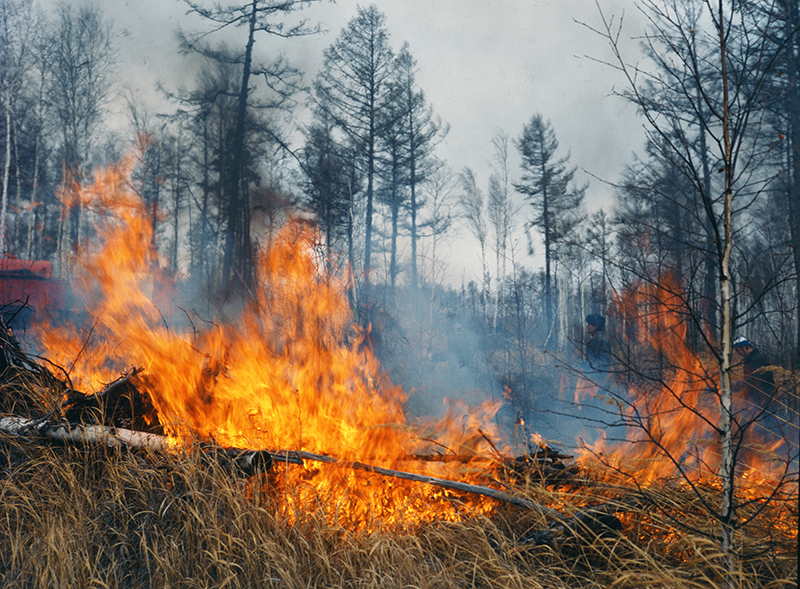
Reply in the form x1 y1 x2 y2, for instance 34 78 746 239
0 318 582 532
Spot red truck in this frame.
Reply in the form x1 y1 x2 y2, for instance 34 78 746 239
0 256 69 330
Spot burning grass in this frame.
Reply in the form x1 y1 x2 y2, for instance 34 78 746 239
0 147 797 587
0 423 796 589
0 368 796 589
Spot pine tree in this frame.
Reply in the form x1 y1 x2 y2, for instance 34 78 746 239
313 4 395 282
515 114 585 341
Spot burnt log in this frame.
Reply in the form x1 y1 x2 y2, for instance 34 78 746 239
504 445 582 486
521 495 647 546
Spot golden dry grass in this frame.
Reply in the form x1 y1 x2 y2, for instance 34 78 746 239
0 432 796 589
1 370 797 589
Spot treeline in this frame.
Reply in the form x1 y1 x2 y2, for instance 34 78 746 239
0 0 798 424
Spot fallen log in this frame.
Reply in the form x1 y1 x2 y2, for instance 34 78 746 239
282 449 565 518
0 413 563 517
0 416 304 475
61 368 163 434
4 410 646 546
0 415 170 451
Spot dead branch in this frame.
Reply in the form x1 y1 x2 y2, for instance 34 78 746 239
0 415 172 452
282 449 564 518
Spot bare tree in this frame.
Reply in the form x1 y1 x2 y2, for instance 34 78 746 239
417 162 457 286
0 0 45 254
179 0 323 292
459 167 489 318
488 131 515 330
587 0 798 574
758 0 800 366
375 64 407 292
48 2 114 273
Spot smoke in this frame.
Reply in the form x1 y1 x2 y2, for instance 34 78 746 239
361 287 508 439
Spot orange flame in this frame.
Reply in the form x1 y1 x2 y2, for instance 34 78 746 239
35 147 503 527
575 277 796 498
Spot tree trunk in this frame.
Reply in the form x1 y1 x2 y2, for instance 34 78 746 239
696 68 718 344
364 111 375 283
172 138 182 273
222 0 257 291
786 0 800 368
542 184 554 344
390 185 399 290
715 3 736 576
408 93 418 290
1 87 11 254
26 127 40 260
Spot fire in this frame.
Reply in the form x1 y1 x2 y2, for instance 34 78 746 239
25 147 796 537
573 278 797 502
34 147 502 527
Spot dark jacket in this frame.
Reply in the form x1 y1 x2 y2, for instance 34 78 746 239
739 347 775 414
586 331 612 371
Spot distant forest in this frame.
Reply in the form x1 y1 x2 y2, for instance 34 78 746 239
0 0 798 438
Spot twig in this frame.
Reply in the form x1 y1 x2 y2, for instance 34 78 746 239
477 428 502 457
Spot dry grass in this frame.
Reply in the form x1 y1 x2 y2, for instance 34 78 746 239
0 432 796 589
0 372 797 589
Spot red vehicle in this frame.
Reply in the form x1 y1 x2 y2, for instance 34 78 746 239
0 256 69 329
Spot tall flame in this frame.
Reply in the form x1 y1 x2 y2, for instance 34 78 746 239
35 146 502 527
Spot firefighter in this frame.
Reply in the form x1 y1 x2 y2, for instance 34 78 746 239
730 335 790 452
585 313 612 372
732 335 775 418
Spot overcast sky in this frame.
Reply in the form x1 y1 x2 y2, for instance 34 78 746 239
76 0 650 284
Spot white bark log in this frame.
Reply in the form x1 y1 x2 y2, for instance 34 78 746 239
0 415 172 452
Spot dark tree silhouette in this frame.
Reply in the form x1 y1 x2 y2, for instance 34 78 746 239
313 4 395 283
179 0 323 292
515 114 585 343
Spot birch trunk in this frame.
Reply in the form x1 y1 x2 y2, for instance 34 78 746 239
714 0 737 578
1 87 11 253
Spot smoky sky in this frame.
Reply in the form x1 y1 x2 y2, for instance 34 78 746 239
48 0 648 283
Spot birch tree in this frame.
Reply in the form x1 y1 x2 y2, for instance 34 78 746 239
459 167 489 318
588 0 798 575
0 0 44 254
49 2 114 272
488 131 515 330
